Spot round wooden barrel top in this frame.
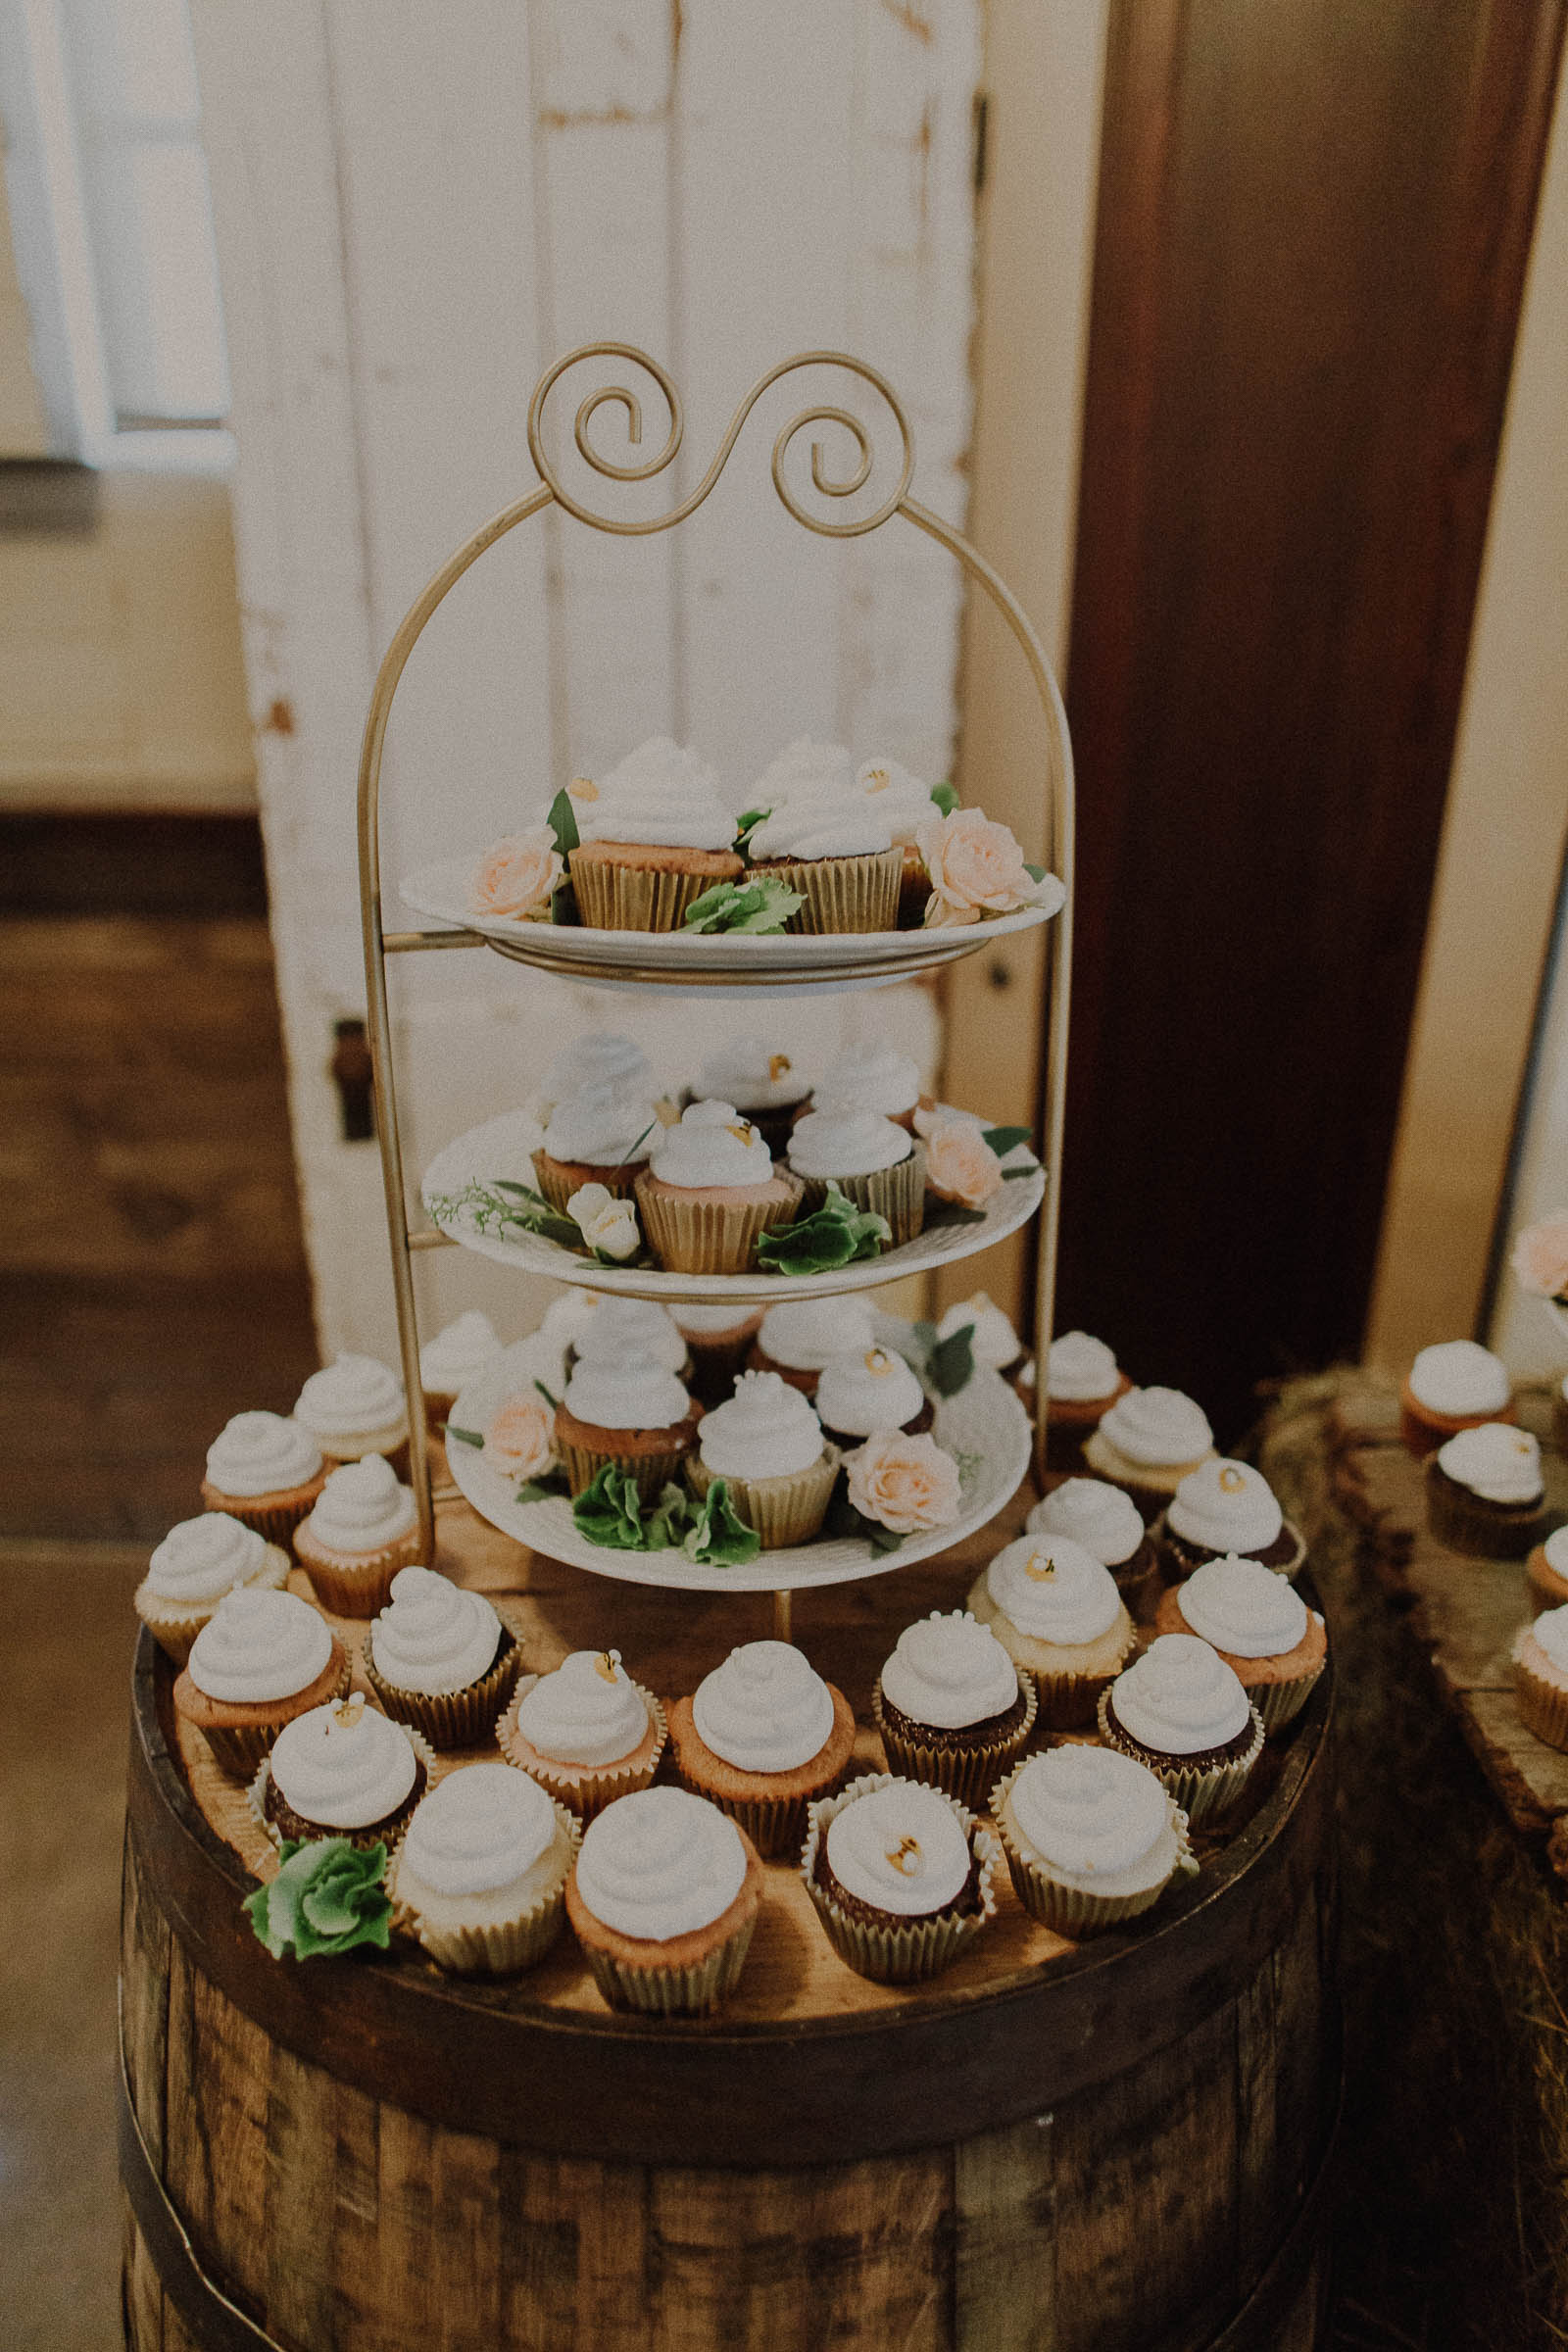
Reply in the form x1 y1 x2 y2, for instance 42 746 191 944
128 1478 1334 2171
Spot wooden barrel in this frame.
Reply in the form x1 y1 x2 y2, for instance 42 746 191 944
120 1498 1338 2352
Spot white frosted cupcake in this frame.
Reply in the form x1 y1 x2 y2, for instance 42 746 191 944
292 1454 422 1617
667 1639 857 1856
1527 1525 1568 1618
991 1744 1197 1936
814 1041 924 1130
498 1647 667 1817
1156 1457 1306 1582
1514 1606 1568 1750
747 762 902 934
1028 1477 1158 1614
856 757 942 921
566 1786 763 2014
391 1763 580 1975
872 1611 1037 1806
567 1297 686 1376
937 1292 1030 1386
787 1102 924 1244
566 738 743 931
1426 1423 1548 1558
1098 1633 1265 1825
418 1310 504 1431
967 1534 1137 1727
684 1370 839 1547
531 1079 661 1213
362 1566 519 1746
688 1036 812 1154
803 1773 1000 1984
251 1690 433 1853
536 1032 654 1122
814 1344 933 1446
1082 1385 1215 1519
751 1297 877 1396
133 1511 291 1664
671 1302 764 1403
634 1102 804 1275
294 1354 410 1472
553 1348 703 1502
1044 1331 1132 1468
172 1586 351 1778
200 1410 326 1544
1154 1555 1328 1732
1400 1338 1515 1457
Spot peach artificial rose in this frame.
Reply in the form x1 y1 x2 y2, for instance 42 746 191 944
914 1109 1004 1210
1512 1213 1568 1301
845 1431 963 1535
468 827 564 921
915 808 1048 929
482 1391 558 1481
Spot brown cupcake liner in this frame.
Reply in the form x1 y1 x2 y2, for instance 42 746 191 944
198 1473 327 1547
557 1434 694 1506
989 1762 1197 1936
363 1628 522 1749
246 1721 437 1856
1514 1644 1568 1752
1424 1458 1547 1559
1095 1689 1265 1827
530 1149 644 1216
801 1773 1000 1984
196 1647 354 1780
496 1682 668 1820
793 1148 926 1246
133 1543 292 1667
390 1805 581 1975
578 1906 760 2015
684 1446 840 1548
634 1168 804 1275
749 846 903 935
567 853 719 934
871 1676 1039 1808
293 1522 424 1618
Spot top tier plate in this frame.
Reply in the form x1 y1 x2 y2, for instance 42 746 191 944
398 858 1063 996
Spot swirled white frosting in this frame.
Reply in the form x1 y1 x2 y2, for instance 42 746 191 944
540 1032 652 1112
692 1640 836 1773
758 1297 876 1371
574 736 734 852
936 1292 1022 1371
675 1304 760 1336
1532 1606 1568 1675
419 1310 503 1394
1408 1339 1511 1417
756 738 856 800
1027 1478 1146 1567
692 1037 811 1111
648 1101 776 1190
814 1346 927 1436
824 1780 971 1917
186 1586 332 1704
575 1786 748 1940
401 1763 559 1897
697 1371 825 1480
787 1105 912 1179
1007 1745 1174 1888
816 1041 921 1117
304 1456 416 1555
561 1349 691 1434
1098 1385 1213 1466
294 1355 407 1446
514 1648 651 1767
205 1411 322 1497
1166 1458 1284 1555
147 1513 269 1603
539 1288 603 1357
1109 1633 1252 1755
1436 1422 1543 1504
1175 1555 1310 1657
541 1082 658 1166
573 1298 686 1373
879 1611 1018 1730
749 795 892 859
369 1567 502 1694
1544 1526 1568 1578
985 1535 1122 1645
855 758 937 849
268 1696 417 1830
1047 1331 1121 1403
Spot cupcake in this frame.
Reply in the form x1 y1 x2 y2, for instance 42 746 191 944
634 1102 804 1275
1426 1423 1547 1559
666 1640 856 1855
872 1610 1037 1805
1399 1339 1515 1457
251 1690 431 1853
684 1371 840 1547
133 1512 291 1665
172 1586 351 1779
536 1031 654 1122
991 1743 1197 1936
687 1036 812 1156
530 1079 661 1214
564 1297 687 1377
293 1353 410 1473
418 1310 504 1433
200 1410 326 1544
671 1303 764 1404
390 1762 579 1975
803 1773 1000 1984
786 1102 925 1246
750 1297 877 1396
1082 1385 1216 1521
936 1292 1032 1397
1154 1457 1307 1583
1043 1332 1132 1471
565 1786 763 2014
813 1344 934 1446
1028 1478 1159 1620
291 1454 423 1617
565 738 743 931
553 1347 703 1502
362 1566 519 1746
855 760 939 924
814 1040 925 1131
1154 1555 1328 1732
966 1534 1137 1728
747 764 903 934
498 1647 666 1817
1526 1526 1568 1617
1513 1607 1568 1750
1098 1633 1265 1826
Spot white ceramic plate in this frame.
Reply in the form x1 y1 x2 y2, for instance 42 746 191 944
397 857 1062 998
420 1103 1045 1303
445 1319 1030 1593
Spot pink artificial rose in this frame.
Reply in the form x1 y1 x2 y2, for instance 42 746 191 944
915 808 1047 929
845 1431 963 1535
469 827 564 921
914 1109 1004 1209
1513 1214 1568 1301
482 1391 558 1481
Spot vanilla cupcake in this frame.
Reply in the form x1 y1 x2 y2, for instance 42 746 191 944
787 1102 925 1245
536 1032 654 1122
1028 1478 1158 1617
684 1371 839 1547
814 1040 924 1131
565 1297 687 1377
1154 1555 1328 1731
814 1344 933 1446
498 1647 666 1817
747 750 903 933
1526 1525 1568 1618
750 1297 877 1396
1513 1606 1568 1750
362 1566 518 1746
671 1303 764 1403
803 1773 1000 1984
966 1533 1137 1727
566 738 743 931
667 1640 856 1855
200 1410 326 1544
418 1310 504 1432
856 760 937 922
936 1292 1031 1394
133 1512 291 1664
991 1744 1197 1936
566 1786 763 2014
1082 1385 1215 1520
531 1079 661 1213
1044 1331 1132 1469
292 1454 422 1617
294 1353 410 1473
1098 1634 1264 1826
872 1611 1037 1805
1399 1339 1515 1458
688 1036 812 1155
172 1586 350 1778
634 1102 804 1275
252 1690 432 1853
1426 1423 1547 1558
1155 1457 1306 1582
391 1762 579 1974
553 1347 702 1502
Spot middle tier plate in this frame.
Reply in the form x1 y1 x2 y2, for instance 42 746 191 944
420 1104 1045 1301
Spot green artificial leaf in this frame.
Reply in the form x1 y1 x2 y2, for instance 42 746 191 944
546 786 581 857
571 1463 649 1549
907 1319 938 1358
444 1424 483 1448
921 1196 988 1229
1002 1164 1036 1181
681 877 804 934
756 1182 891 1277
243 1838 391 1962
1023 861 1047 884
822 1484 906 1554
981 1124 1032 1158
515 1469 569 1504
734 806 772 854
926 1323 976 1399
532 1378 560 1408
646 1482 694 1549
929 781 959 818
683 1478 761 1567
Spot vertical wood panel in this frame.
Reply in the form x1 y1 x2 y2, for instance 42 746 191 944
953 2114 1057 2351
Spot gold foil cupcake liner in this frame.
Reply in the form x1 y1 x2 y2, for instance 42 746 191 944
579 1908 760 2015
558 1436 694 1506
198 1647 354 1781
1513 1631 1568 1751
684 1446 840 1548
871 1675 1039 1809
133 1543 292 1667
497 1682 668 1820
390 1804 581 1975
198 1475 326 1547
794 1148 927 1247
633 1169 804 1275
989 1761 1198 1936
293 1523 424 1619
529 1149 643 1216
364 1629 522 1749
750 846 903 935
1095 1690 1265 1827
801 1773 1000 1984
567 854 715 934
246 1720 437 1854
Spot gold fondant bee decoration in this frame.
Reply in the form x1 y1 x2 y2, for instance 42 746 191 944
887 1836 923 1877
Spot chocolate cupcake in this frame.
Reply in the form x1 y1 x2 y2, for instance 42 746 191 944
1153 1554 1327 1732
1399 1339 1515 1458
173 1585 350 1779
1081 1386 1215 1522
250 1690 431 1854
1043 1331 1133 1471
633 1102 804 1275
667 1640 856 1856
200 1410 326 1545
1425 1423 1548 1559
1098 1634 1264 1826
362 1567 519 1747
813 1345 934 1447
991 1744 1197 1936
498 1647 666 1819
671 1304 764 1404
683 1371 839 1548
566 1787 763 2014
687 1035 812 1156
1154 1458 1306 1584
966 1534 1137 1728
553 1347 703 1504
530 1079 660 1214
750 1297 877 1397
803 1773 1000 1984
1027 1478 1159 1621
872 1610 1037 1805
786 1102 925 1246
